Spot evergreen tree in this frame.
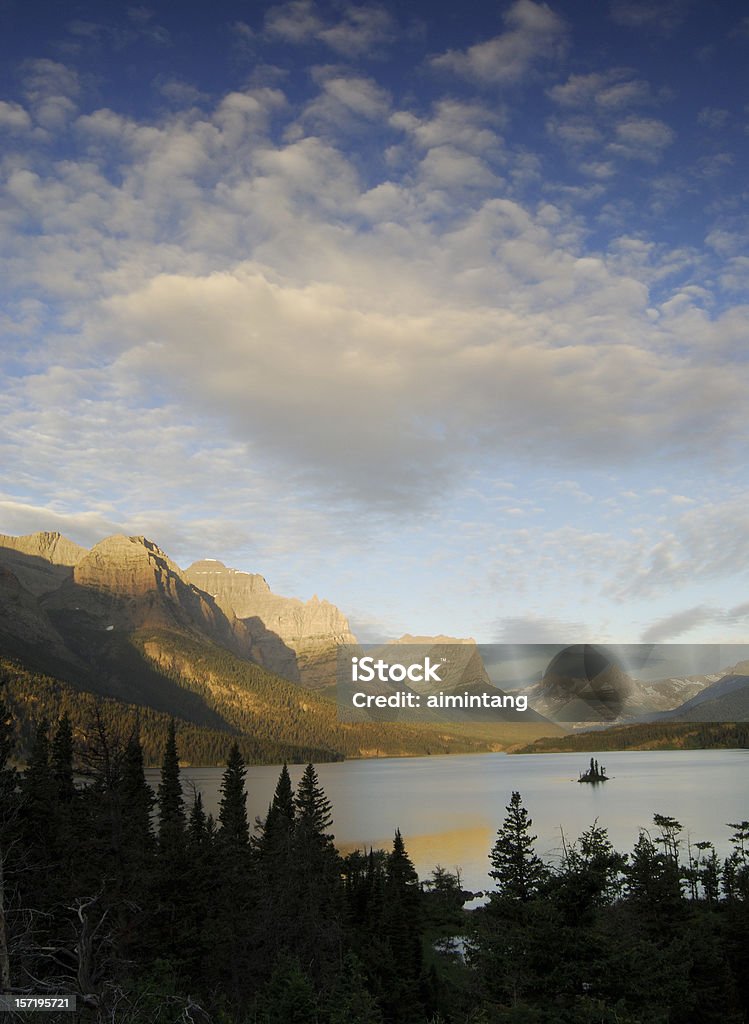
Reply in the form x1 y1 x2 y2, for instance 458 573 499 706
260 761 295 850
326 952 383 1024
218 742 249 846
188 791 209 846
260 958 319 1024
157 719 185 848
286 764 342 979
295 762 334 847
489 791 547 904
121 727 155 858
379 830 424 1022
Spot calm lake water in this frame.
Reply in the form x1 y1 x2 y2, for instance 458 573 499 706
146 749 749 895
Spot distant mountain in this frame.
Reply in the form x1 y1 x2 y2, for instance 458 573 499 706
343 635 552 725
522 644 718 724
184 559 356 687
654 666 749 723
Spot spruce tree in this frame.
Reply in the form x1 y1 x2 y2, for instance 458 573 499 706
380 830 424 1022
489 791 546 904
121 727 155 857
295 762 334 846
218 742 249 846
157 719 185 848
287 764 342 978
188 791 209 846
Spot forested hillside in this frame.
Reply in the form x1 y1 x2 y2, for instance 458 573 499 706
513 720 749 754
0 652 496 766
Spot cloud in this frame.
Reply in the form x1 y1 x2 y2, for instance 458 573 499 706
265 1 323 43
607 117 675 162
0 77 744 509
495 614 588 643
614 497 749 600
391 99 504 155
264 2 396 55
610 0 693 33
0 101 33 131
318 6 396 55
641 605 716 643
21 58 80 130
547 70 674 171
549 69 654 110
431 0 567 84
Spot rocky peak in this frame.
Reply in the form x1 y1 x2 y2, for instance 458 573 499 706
183 559 357 688
72 534 184 598
0 530 88 566
0 531 89 596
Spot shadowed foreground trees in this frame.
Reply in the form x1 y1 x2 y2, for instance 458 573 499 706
0 704 748 1024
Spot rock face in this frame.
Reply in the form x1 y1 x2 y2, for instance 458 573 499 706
0 531 87 595
0 564 75 663
42 535 254 660
184 560 357 687
0 531 357 688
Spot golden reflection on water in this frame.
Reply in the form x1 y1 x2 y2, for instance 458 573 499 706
338 822 494 877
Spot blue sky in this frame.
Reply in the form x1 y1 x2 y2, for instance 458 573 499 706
1 0 748 644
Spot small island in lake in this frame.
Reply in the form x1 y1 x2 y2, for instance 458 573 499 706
578 757 609 783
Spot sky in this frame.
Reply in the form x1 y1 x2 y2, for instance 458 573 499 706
1 0 748 645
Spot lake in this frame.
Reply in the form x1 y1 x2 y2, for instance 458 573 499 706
146 749 749 895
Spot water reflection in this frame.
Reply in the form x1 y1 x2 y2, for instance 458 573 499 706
146 749 749 895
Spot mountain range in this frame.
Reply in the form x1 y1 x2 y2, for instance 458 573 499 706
0 530 556 763
1 530 746 764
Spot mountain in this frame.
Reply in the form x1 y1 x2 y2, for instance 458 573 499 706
184 559 356 687
0 530 87 595
42 535 256 660
522 644 718 724
1 531 552 763
654 665 749 723
342 634 551 725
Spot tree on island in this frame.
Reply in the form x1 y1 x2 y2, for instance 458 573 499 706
579 757 609 783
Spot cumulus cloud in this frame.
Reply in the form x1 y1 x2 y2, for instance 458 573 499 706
264 1 396 54
431 0 567 84
0 71 744 509
547 69 675 172
607 117 675 162
549 69 653 110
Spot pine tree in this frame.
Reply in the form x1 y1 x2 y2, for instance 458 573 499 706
121 727 155 858
294 762 334 847
218 742 249 847
188 791 209 846
489 791 546 904
266 762 295 833
379 830 424 1022
285 764 342 978
157 719 185 849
